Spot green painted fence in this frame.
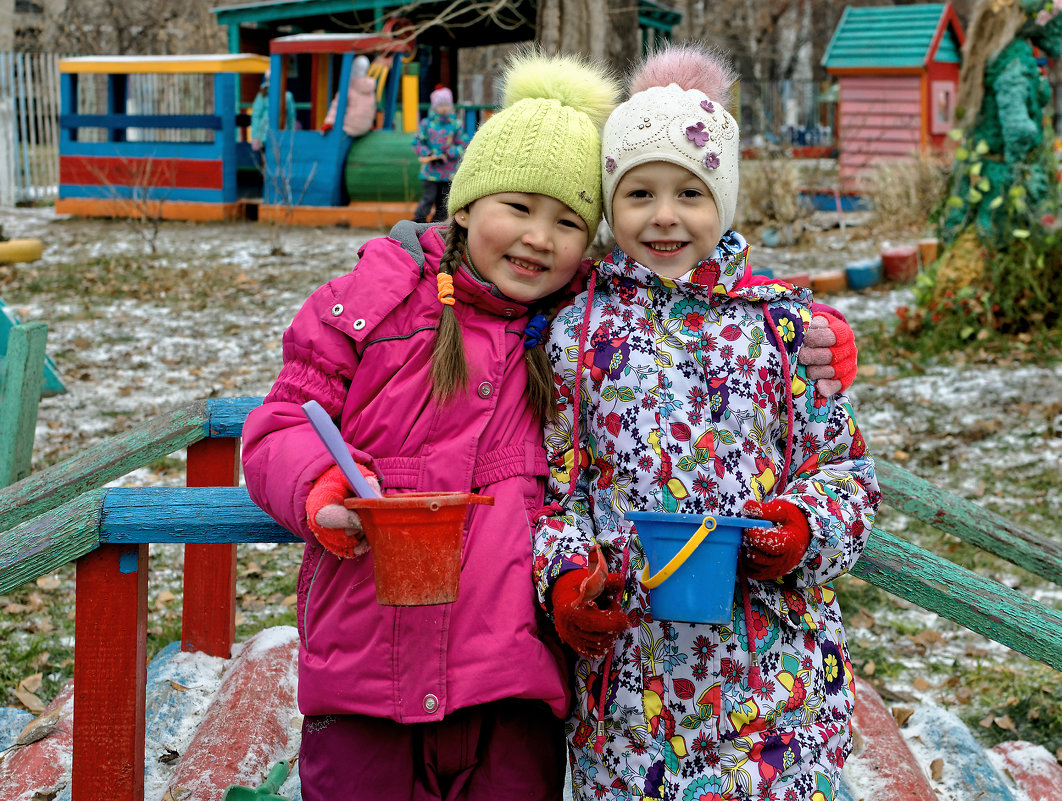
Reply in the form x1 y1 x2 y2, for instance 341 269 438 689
0 395 1059 670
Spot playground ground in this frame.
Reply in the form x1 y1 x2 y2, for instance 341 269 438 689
0 205 1060 799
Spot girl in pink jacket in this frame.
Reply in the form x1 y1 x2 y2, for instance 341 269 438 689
242 51 622 801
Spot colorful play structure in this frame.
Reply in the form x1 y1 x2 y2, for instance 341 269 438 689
54 54 270 221
52 0 683 228
257 25 431 227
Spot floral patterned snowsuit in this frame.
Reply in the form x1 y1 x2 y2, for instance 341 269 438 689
533 231 880 801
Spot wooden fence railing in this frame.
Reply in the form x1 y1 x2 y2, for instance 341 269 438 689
0 395 1060 801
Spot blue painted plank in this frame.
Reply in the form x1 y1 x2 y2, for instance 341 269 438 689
100 486 299 544
206 396 262 438
59 113 224 131
59 141 226 160
58 184 227 203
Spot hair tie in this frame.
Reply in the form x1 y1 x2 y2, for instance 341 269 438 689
437 273 456 306
524 313 548 349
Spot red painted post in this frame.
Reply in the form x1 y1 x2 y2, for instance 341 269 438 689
73 543 149 801
183 437 239 657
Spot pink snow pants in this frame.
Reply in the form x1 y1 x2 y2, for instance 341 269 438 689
298 698 566 801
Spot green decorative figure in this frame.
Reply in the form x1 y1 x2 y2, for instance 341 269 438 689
940 0 1062 248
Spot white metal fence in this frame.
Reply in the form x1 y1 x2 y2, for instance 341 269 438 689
0 52 61 205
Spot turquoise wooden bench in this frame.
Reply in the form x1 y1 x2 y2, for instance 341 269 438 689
0 395 1060 801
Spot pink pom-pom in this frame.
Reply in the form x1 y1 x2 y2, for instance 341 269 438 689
628 43 737 108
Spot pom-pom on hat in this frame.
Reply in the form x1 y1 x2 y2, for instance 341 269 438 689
602 44 741 233
430 84 453 109
448 49 621 234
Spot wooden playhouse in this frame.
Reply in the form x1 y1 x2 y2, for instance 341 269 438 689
55 54 269 221
822 2 965 188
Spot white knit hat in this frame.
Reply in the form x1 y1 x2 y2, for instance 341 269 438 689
601 48 740 234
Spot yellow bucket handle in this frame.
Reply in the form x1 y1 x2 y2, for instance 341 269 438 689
639 516 718 589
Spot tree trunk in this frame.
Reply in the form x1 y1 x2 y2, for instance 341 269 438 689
536 0 641 78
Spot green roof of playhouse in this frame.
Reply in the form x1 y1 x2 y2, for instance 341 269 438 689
822 2 964 71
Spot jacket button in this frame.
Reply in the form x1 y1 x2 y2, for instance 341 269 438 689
503 308 514 317
331 304 343 316
477 382 493 398
423 694 439 713
352 318 366 331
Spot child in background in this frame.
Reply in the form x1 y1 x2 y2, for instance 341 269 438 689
249 70 296 155
412 84 466 222
242 51 620 801
320 54 377 138
533 44 880 801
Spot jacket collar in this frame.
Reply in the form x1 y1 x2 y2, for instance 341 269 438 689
451 253 531 320
598 229 750 302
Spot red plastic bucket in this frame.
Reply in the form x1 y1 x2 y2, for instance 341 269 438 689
345 492 493 606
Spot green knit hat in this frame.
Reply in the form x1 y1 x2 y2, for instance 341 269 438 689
447 50 620 234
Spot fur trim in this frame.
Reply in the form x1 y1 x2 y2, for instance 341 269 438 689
629 43 737 108
503 48 621 129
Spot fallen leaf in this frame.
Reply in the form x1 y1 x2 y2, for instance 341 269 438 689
994 715 1016 732
30 790 58 801
15 706 66 747
155 590 176 608
930 758 944 781
158 747 180 764
281 594 297 606
163 788 192 801
850 609 875 629
35 576 61 591
19 673 43 694
167 680 189 692
13 686 46 714
892 707 914 727
979 714 995 728
3 603 31 614
913 677 932 691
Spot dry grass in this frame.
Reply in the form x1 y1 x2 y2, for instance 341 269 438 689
867 153 951 235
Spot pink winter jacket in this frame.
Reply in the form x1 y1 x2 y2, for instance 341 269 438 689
323 75 376 137
242 224 571 723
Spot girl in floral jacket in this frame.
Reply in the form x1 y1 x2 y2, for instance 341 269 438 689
533 45 880 801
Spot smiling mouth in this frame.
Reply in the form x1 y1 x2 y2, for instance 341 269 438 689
508 256 547 273
646 241 687 253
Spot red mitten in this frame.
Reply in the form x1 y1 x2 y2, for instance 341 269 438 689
551 569 630 660
740 499 812 580
801 312 857 397
306 464 380 558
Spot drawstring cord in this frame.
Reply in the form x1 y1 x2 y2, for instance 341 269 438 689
541 267 627 755
740 301 797 684
594 541 629 754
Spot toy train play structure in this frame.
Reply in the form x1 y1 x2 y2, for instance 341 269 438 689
55 23 481 227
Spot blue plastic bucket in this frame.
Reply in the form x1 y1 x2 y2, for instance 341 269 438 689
625 511 764 624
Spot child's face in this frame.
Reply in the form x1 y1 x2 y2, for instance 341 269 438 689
611 162 721 279
456 192 589 304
